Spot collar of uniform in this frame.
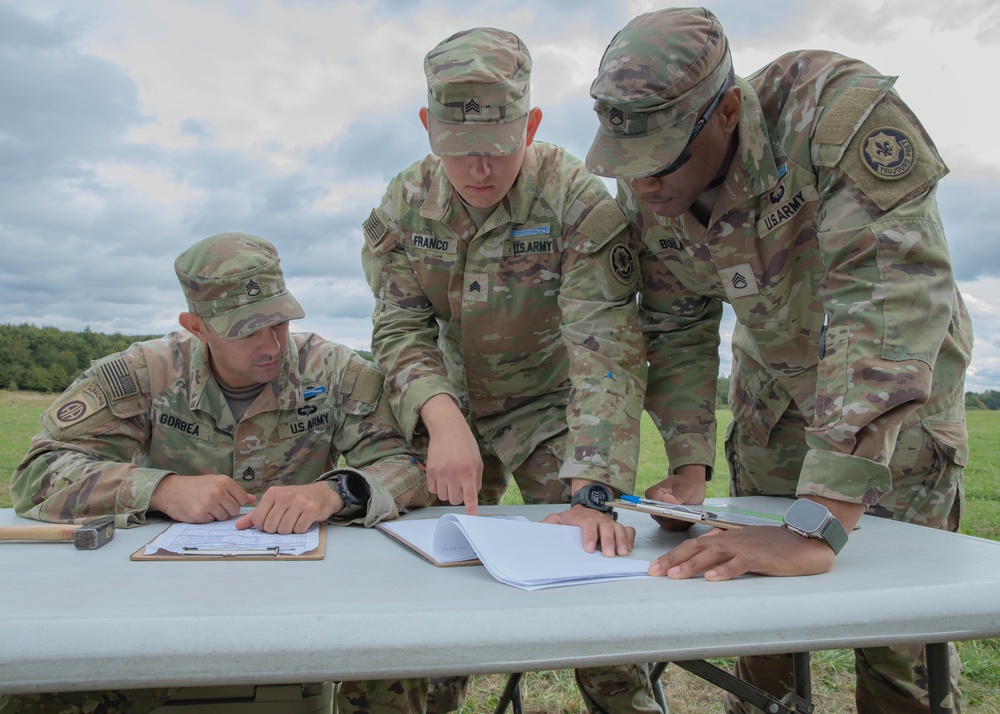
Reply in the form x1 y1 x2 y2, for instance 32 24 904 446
503 142 539 226
188 339 215 413
731 76 785 199
186 339 235 429
270 336 308 413
420 159 452 223
187 336 301 418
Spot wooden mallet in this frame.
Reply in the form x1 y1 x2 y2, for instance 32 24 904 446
0 514 116 550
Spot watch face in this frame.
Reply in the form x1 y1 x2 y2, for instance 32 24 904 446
788 499 830 532
588 484 611 508
340 473 367 506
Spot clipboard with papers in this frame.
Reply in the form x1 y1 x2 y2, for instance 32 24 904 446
131 518 327 561
610 496 785 529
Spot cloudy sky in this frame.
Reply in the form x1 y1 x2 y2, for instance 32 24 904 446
3 0 999 391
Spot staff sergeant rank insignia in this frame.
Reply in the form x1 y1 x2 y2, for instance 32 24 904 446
861 127 915 180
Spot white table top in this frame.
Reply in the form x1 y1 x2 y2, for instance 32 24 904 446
2 498 999 694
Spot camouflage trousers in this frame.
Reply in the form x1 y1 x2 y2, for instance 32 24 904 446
723 406 965 714
0 682 426 714
336 679 429 713
472 428 572 506
424 665 660 714
0 689 176 714
416 434 658 714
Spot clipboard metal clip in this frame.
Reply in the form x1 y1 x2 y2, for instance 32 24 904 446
181 547 281 557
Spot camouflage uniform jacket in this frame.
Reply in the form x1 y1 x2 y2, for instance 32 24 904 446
11 331 425 528
621 51 973 504
362 141 646 493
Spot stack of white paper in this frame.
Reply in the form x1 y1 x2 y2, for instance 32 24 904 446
430 513 651 590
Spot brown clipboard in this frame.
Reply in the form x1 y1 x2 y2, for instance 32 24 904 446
130 521 327 561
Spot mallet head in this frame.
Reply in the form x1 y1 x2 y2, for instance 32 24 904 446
74 514 116 550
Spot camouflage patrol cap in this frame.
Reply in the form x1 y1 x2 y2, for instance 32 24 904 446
174 232 305 340
586 7 733 179
423 27 531 157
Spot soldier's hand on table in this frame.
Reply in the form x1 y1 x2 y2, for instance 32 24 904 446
421 395 483 515
645 464 708 531
647 525 836 580
542 506 635 557
150 473 256 523
235 482 340 534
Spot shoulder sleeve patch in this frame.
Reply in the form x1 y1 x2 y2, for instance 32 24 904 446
575 199 629 253
593 238 640 300
363 208 388 248
341 356 385 408
838 99 947 211
43 378 116 439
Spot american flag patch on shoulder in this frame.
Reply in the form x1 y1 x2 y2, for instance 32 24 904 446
363 209 388 247
97 357 139 401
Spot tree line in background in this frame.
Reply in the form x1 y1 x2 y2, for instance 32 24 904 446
0 324 374 393
2 323 997 410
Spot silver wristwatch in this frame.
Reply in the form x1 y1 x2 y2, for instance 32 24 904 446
782 499 848 555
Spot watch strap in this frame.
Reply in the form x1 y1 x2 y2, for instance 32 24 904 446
817 514 849 555
327 471 369 516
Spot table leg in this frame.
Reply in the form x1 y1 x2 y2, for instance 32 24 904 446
674 660 813 714
649 663 669 713
927 642 954 714
493 672 524 714
792 652 811 703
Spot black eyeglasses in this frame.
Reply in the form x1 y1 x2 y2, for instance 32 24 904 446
648 76 731 178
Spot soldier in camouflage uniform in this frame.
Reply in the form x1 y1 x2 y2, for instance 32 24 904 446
359 27 659 714
4 232 429 714
585 8 972 714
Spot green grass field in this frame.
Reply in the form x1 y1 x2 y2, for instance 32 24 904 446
2 391 998 713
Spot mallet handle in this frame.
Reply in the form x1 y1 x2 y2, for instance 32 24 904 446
0 524 81 542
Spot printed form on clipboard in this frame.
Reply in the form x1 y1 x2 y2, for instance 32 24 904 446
132 518 325 560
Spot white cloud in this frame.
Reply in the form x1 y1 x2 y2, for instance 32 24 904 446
961 277 1000 392
1 0 998 395
91 163 206 205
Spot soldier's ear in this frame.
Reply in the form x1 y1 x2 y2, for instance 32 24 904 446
419 107 429 132
719 86 742 135
179 312 209 343
524 108 543 148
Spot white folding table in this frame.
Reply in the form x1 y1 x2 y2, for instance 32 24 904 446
2 498 997 713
